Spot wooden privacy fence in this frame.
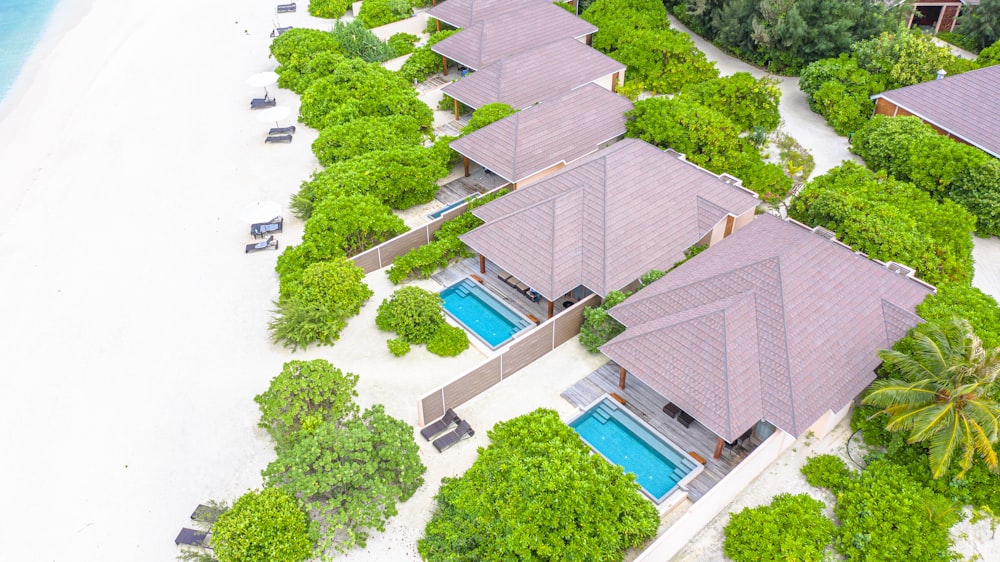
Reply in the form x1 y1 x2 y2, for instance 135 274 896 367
417 293 602 426
350 186 507 274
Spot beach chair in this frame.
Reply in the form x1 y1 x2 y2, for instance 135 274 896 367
251 216 283 238
433 420 474 452
677 410 695 429
246 235 278 254
265 134 293 144
175 528 209 548
190 504 224 524
276 2 296 12
268 125 296 135
420 408 460 441
662 402 680 419
270 26 293 38
251 97 277 109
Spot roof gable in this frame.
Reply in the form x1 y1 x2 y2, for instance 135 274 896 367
426 0 549 28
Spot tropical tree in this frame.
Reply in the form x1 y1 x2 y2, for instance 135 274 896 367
957 0 1000 51
211 488 313 562
863 318 1000 478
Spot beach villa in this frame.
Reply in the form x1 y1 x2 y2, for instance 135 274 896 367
426 0 551 29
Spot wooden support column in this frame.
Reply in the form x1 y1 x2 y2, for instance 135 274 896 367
479 254 486 274
463 156 470 177
723 215 735 237
436 18 441 31
441 55 448 76
618 366 626 389
586 33 593 46
547 300 554 319
713 437 725 460
453 98 460 120
611 72 620 93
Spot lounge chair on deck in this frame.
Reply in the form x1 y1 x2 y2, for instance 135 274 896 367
251 97 276 109
433 419 474 452
420 408 460 441
662 402 680 419
251 216 283 238
270 26 293 37
175 528 209 547
276 2 296 12
246 235 278 253
190 504 224 524
677 410 695 429
268 125 296 136
265 134 292 144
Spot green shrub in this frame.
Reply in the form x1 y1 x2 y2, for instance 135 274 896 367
387 32 418 56
376 286 445 344
357 0 412 28
309 0 353 18
398 30 459 83
958 0 1000 52
312 115 424 166
211 488 313 562
978 40 1000 67
850 115 934 181
723 493 834 562
271 29 346 93
387 337 411 357
578 290 628 353
680 72 781 132
811 80 874 136
951 159 1000 237
330 19 395 63
461 103 517 134
426 324 470 356
638 268 666 287
852 26 965 89
303 194 408 257
801 454 854 490
299 59 424 129
914 283 1000 349
936 31 979 53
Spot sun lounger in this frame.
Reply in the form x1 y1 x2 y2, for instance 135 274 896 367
420 408 460 441
265 134 293 144
276 2 296 12
246 235 278 253
175 528 209 547
662 402 680 419
677 410 695 429
190 504 224 524
251 216 283 238
251 97 277 109
270 26 293 38
433 419 474 452
268 125 296 135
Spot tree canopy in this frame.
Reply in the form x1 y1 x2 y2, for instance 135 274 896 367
210 487 313 562
679 72 782 132
723 493 834 562
312 115 424 167
418 408 660 561
461 103 517 134
957 0 1000 51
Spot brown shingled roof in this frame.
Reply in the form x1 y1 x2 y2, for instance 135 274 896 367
872 65 1000 158
459 138 760 300
440 38 624 110
600 214 934 442
449 83 632 184
426 0 549 28
430 3 597 71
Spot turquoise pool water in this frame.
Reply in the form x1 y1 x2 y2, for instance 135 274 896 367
440 278 533 348
427 195 479 220
570 398 699 502
0 0 61 102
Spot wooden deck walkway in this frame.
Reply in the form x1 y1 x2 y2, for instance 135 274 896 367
433 257 572 322
561 362 751 502
435 166 507 205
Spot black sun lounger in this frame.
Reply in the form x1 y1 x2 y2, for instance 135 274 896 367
265 134 293 144
268 125 296 135
251 216 283 238
420 408 460 441
251 97 277 109
190 504 224 524
270 26 293 38
175 528 209 547
246 235 279 253
433 419 474 452
277 2 296 13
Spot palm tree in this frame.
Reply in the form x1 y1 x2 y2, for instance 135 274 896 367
863 317 1000 478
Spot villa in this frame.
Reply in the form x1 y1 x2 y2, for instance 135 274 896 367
448 83 633 189
425 0 551 29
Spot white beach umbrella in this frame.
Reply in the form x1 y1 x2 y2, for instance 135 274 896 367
246 71 279 98
255 105 292 128
240 200 283 224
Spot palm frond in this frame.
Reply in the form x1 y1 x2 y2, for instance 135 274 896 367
927 414 960 479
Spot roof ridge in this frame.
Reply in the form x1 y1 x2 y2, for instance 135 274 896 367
765 255 796 435
600 151 609 294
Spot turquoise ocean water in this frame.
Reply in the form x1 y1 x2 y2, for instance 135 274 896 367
0 0 61 103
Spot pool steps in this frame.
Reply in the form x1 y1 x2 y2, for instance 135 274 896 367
453 279 533 330
591 398 698 472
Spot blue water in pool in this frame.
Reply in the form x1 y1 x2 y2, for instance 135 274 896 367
0 0 61 102
572 400 695 500
440 278 532 348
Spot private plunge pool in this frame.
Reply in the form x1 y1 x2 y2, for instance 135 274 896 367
569 396 704 503
440 277 534 349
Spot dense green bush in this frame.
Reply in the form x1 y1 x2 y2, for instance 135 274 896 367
387 32 418 56
788 162 976 286
579 290 627 353
357 0 412 28
850 115 934 181
304 194 408 257
951 160 1000 237
312 115 424 166
936 31 980 53
852 26 970 89
330 19 396 63
426 324 470 356
309 0 353 18
799 54 884 136
801 454 853 490
271 29 346 93
957 0 1000 51
418 408 660 560
679 72 781 132
254 359 360 448
978 39 1000 67
211 488 313 562
398 30 460 83
461 103 517 134
723 493 834 562
376 286 446 345
915 282 1000 350
386 337 411 357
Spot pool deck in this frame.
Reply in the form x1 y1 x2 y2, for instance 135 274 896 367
562 362 753 502
435 167 505 205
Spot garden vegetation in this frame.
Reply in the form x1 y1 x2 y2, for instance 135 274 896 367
375 286 470 357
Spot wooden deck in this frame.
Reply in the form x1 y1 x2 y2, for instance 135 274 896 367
432 257 582 322
561 362 752 502
435 167 506 205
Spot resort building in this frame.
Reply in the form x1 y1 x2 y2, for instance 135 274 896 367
460 138 760 318
426 0 550 29
440 38 625 119
903 0 976 33
448 83 633 190
871 64 1000 158
431 3 597 73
